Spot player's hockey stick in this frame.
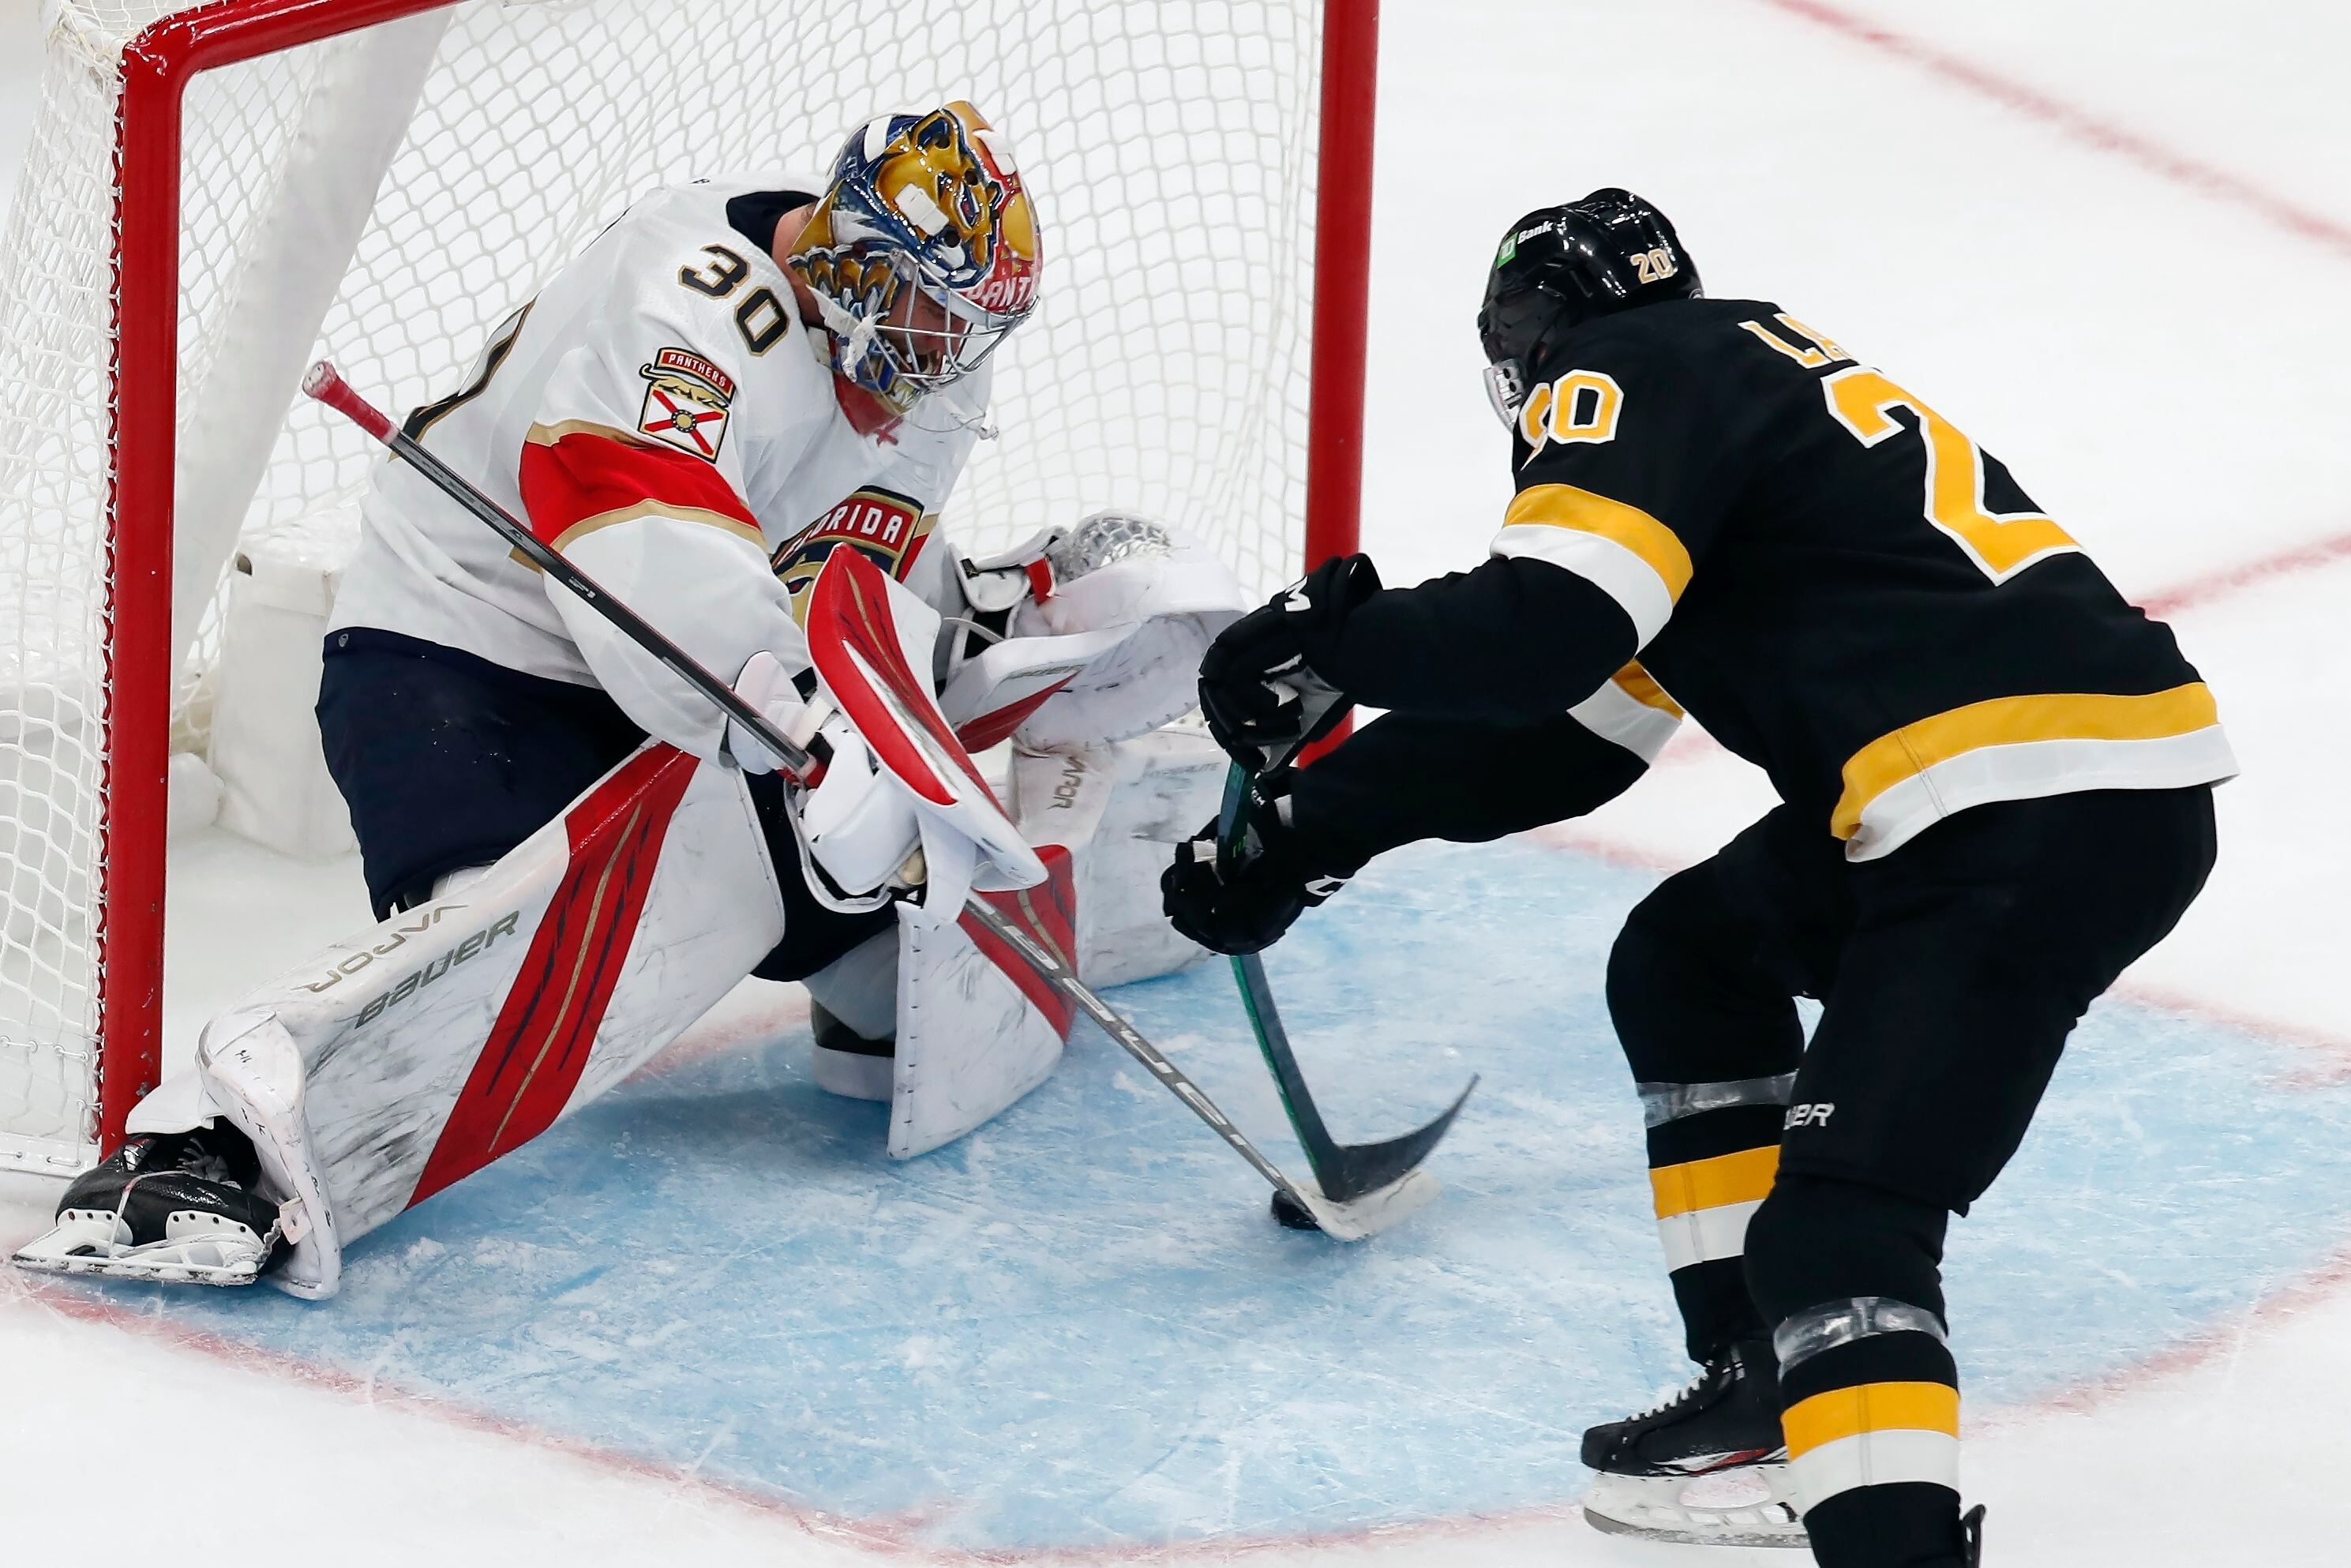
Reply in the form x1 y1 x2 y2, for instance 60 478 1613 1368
1217 759 1476 1217
301 361 1432 1241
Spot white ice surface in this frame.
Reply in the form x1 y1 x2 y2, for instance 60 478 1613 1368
7 0 2351 1560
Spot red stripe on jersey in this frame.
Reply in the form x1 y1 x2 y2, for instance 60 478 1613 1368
407 744 700 1208
519 429 760 546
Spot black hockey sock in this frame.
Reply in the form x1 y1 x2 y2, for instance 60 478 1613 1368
1802 1483 1971 1568
1610 862 1808 1361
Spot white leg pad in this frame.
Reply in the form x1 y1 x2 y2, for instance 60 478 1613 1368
804 929 899 1042
1008 725 1226 988
122 1066 227 1136
885 850 1079 1159
868 726 1223 1157
806 930 901 1102
193 742 786 1298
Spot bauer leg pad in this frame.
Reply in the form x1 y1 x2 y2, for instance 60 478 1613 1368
188 742 787 1298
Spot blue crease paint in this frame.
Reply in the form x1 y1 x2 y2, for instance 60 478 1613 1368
71 839 2351 1552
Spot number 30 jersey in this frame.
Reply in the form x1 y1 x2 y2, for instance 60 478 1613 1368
1483 297 2235 859
328 178 989 759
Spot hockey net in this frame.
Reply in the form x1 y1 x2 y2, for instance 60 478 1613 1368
0 0 1372 1172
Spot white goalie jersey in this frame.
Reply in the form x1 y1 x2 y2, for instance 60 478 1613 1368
328 174 988 755
23 174 1257 1298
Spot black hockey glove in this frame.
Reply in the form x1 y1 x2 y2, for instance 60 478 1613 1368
1160 778 1352 956
1196 553 1382 770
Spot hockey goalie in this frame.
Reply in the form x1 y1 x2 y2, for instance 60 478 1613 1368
13 103 1244 1296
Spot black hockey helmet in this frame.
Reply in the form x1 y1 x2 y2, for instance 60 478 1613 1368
1477 189 1700 426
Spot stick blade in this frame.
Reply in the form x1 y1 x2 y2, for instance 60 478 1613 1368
1288 1166 1443 1242
1319 1075 1478 1202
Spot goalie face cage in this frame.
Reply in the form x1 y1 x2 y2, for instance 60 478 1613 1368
0 0 1375 1173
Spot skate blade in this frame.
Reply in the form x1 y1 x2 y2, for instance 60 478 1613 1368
1581 1466 1809 1549
11 1216 265 1288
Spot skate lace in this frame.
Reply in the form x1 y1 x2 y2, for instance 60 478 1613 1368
179 1148 237 1186
1629 1367 1712 1422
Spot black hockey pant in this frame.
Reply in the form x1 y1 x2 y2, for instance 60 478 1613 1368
1607 786 2216 1567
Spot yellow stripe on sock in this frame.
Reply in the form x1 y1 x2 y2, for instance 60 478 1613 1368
1782 1381 1959 1460
1648 1145 1779 1221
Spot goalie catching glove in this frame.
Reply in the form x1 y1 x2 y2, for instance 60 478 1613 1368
1161 775 1356 956
1195 553 1379 768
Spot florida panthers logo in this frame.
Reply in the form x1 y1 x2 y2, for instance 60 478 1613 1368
859 102 1039 317
793 243 901 335
885 107 1036 311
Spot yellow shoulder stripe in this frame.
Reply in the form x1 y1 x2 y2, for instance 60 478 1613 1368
1832 683 2222 841
1504 483 1694 602
1781 1381 1960 1458
1649 1145 1779 1219
1612 660 1684 718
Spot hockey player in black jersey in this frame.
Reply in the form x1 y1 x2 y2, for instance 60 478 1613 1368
1164 190 2230 1566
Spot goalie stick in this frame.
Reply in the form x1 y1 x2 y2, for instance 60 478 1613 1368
1217 753 1476 1216
299 361 1427 1242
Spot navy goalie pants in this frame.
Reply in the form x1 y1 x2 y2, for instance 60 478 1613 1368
315 627 891 981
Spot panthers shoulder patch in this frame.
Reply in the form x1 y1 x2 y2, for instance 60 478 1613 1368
637 347 736 462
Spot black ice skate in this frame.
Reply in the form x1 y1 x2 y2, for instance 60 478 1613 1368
10 1124 282 1286
1580 1337 1807 1548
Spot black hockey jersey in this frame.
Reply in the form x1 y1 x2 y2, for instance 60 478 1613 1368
1292 298 2233 863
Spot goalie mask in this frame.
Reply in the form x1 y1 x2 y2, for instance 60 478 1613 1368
787 101 1041 426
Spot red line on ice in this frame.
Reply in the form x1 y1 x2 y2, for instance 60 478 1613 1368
6 1266 1595 1563
0 1270 907 1547
1979 1239 2351 1433
1750 0 2351 266
2134 527 2351 618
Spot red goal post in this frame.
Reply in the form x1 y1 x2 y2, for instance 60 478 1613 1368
0 0 1378 1168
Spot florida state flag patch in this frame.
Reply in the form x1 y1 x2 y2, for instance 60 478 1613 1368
637 347 735 462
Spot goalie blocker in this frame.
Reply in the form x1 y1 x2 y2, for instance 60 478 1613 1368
16 520 1245 1295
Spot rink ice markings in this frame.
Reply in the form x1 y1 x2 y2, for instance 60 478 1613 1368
16 837 2351 1560
1980 1235 2351 1435
0 1266 909 1552
2134 523 2351 621
1746 0 2351 265
9 1132 2329 1565
622 981 812 1088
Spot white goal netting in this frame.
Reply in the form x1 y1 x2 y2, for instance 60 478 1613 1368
0 0 1336 1172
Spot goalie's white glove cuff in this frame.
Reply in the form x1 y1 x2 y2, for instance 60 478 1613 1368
954 525 1066 617
728 649 819 775
797 711 923 896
